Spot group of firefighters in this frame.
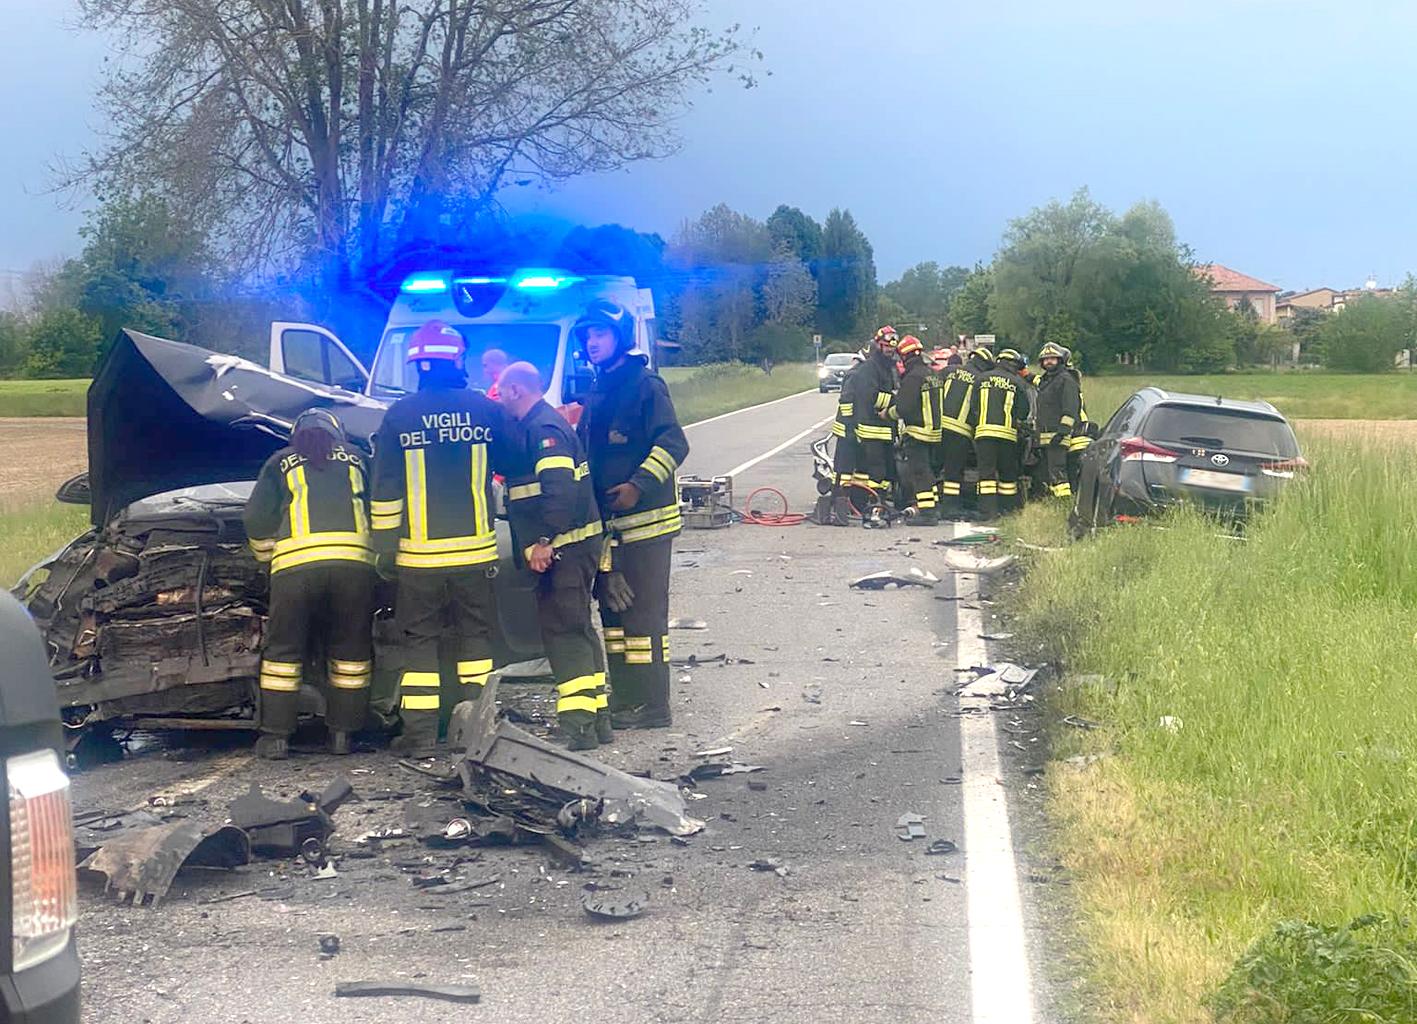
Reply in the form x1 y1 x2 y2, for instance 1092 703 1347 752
242 301 688 758
828 326 1095 524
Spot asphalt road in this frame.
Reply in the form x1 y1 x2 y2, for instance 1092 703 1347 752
71 389 1055 1023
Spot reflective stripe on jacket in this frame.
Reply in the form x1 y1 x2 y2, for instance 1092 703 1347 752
505 399 604 565
244 444 374 575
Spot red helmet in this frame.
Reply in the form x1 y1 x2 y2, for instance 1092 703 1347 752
873 325 899 351
897 335 923 359
406 320 466 364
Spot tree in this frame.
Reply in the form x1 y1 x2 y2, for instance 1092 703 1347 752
0 313 27 377
664 204 770 362
24 309 103 379
761 249 816 329
949 265 994 338
765 205 822 268
883 261 972 343
74 0 755 295
817 208 877 339
1318 296 1410 372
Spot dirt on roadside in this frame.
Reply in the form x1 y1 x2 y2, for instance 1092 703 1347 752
0 417 87 509
1295 419 1417 445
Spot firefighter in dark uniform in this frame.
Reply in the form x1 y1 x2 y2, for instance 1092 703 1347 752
890 335 942 524
1065 354 1094 493
370 320 513 752
854 326 900 499
575 301 690 730
245 409 375 759
826 349 869 525
996 348 1042 503
936 345 989 519
973 350 1031 520
496 362 610 750
1035 342 1082 500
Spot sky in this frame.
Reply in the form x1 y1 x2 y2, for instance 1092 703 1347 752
3 0 1416 292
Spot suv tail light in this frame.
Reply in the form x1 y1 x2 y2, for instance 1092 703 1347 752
9 749 76 972
1119 437 1178 463
1261 457 1309 479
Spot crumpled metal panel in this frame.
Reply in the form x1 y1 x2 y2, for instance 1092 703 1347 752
79 819 250 906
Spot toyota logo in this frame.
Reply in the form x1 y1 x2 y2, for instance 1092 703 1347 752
1211 453 1230 466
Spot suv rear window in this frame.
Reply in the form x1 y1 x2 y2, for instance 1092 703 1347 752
1143 405 1299 457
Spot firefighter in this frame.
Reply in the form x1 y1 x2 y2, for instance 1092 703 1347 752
997 348 1044 503
1035 341 1082 500
935 344 990 519
854 326 900 501
1065 354 1094 493
973 347 1031 520
244 409 375 760
826 349 868 526
890 335 942 524
575 301 690 730
497 362 610 750
370 320 512 753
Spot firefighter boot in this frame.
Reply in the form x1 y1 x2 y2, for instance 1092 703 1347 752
328 730 351 756
561 713 599 751
596 710 615 744
255 733 289 760
390 709 440 755
830 493 855 526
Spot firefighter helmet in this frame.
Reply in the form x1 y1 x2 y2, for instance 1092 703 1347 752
1038 341 1070 365
971 344 995 365
997 347 1025 371
572 300 636 354
406 320 466 364
897 335 923 359
291 408 345 440
873 325 900 350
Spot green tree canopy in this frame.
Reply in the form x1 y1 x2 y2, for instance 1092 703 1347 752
817 208 877 340
1318 296 1411 372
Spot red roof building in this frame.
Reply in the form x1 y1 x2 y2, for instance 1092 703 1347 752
1196 263 1281 323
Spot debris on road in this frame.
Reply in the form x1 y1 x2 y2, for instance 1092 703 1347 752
334 981 481 1005
956 663 1037 699
925 839 959 856
850 567 939 590
228 781 341 859
940 549 1016 575
684 762 765 783
581 887 648 920
78 817 250 906
667 618 709 630
896 813 926 841
748 857 789 877
1062 714 1101 731
802 684 823 704
318 935 341 958
933 531 999 547
978 632 1015 641
694 746 733 758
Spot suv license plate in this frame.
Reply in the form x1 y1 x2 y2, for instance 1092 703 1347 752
1183 468 1252 492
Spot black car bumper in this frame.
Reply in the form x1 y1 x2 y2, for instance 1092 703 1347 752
0 937 80 1024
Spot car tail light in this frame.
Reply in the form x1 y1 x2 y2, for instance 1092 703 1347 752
9 749 76 972
1119 437 1178 463
1261 457 1309 479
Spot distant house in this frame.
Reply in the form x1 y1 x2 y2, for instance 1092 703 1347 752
1197 264 1281 323
1275 287 1339 321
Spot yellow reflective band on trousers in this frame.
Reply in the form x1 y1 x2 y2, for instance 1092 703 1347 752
594 670 609 710
939 481 962 496
831 421 847 438
978 480 999 495
998 482 1019 496
329 659 372 690
1067 435 1092 452
916 491 937 508
1051 482 1073 497
604 627 626 654
399 670 441 710
625 635 653 665
260 659 302 692
457 659 493 686
556 674 600 715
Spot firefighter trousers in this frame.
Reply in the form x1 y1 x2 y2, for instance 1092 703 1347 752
599 537 672 718
394 567 496 740
897 438 938 515
975 438 1021 520
831 432 858 489
1044 441 1072 498
855 439 895 496
535 540 608 732
934 432 972 518
259 562 374 737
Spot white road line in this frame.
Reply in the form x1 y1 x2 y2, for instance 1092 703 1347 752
149 751 252 803
683 388 820 430
953 522 1038 1023
720 416 833 480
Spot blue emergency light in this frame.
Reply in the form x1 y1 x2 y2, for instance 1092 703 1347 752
400 273 450 294
510 269 584 291
453 276 508 286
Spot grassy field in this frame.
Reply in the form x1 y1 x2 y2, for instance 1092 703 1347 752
661 361 816 424
1005 442 1417 1023
0 379 89 417
0 502 89 588
1083 371 1417 424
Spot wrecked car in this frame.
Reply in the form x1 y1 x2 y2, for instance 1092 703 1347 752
17 330 542 743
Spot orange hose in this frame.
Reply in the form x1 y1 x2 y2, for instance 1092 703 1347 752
741 486 808 526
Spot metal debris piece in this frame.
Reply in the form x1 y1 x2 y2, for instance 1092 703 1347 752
670 652 726 668
925 839 959 856
334 981 481 1005
228 782 336 859
694 746 733 758
748 858 789 877
978 632 1015 641
941 549 1016 574
933 531 999 546
319 935 341 958
449 679 703 836
896 813 927 841
849 567 939 590
581 887 647 920
684 762 765 783
802 684 823 704
957 663 1038 698
1062 715 1101 731
667 618 708 630
79 819 250 907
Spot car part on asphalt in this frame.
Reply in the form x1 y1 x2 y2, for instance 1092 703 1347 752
78 818 251 906
940 549 1015 575
227 782 339 859
925 839 960 856
850 568 940 590
748 857 789 877
667 618 709 630
896 813 927 841
581 887 648 920
334 981 481 1004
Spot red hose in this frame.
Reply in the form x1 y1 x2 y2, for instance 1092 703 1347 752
741 486 808 526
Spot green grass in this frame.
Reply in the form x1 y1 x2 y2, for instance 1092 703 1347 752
662 362 816 424
1003 442 1417 1022
1083 371 1417 424
0 379 89 417
0 502 90 588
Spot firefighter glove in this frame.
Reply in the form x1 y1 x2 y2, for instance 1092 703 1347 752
595 570 635 613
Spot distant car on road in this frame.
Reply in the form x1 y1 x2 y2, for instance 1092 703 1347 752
1068 387 1305 538
0 592 80 1023
818 352 856 392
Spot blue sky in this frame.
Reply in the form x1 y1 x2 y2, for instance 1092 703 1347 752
3 0 1415 291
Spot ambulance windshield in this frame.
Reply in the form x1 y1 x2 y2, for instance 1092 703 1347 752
371 323 563 397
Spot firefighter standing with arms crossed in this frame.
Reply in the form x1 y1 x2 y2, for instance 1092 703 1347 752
370 320 513 753
575 301 690 730
973 348 1031 520
496 362 612 749
245 409 375 759
890 335 943 524
1035 342 1082 500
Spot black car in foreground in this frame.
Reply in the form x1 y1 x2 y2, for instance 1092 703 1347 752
0 592 80 1022
1069 387 1305 538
